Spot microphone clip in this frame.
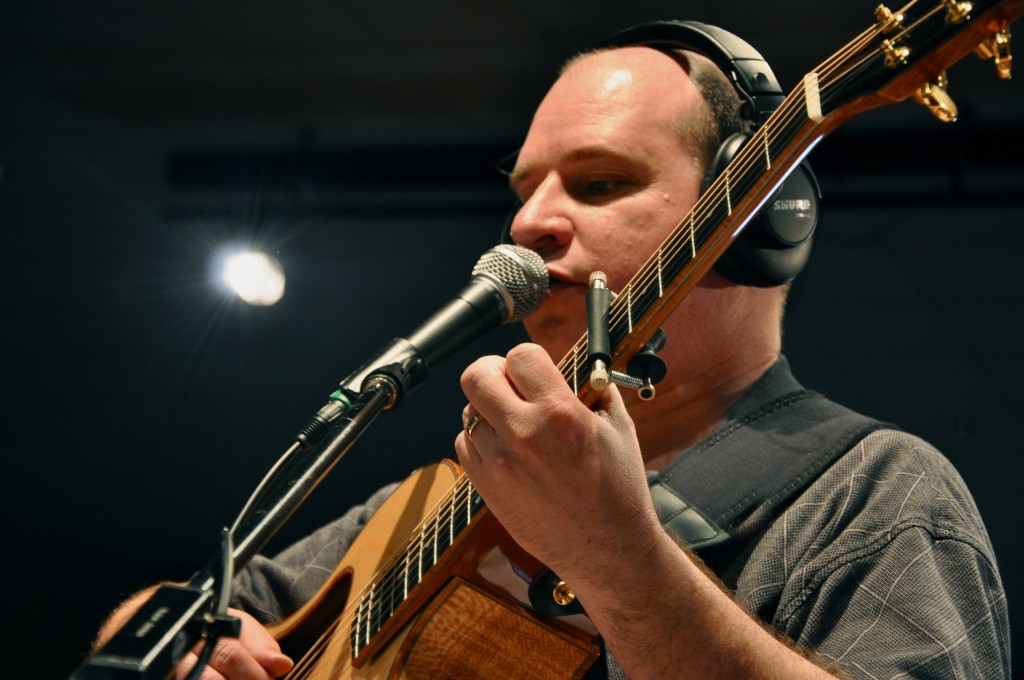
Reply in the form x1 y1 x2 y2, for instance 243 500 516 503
586 271 666 401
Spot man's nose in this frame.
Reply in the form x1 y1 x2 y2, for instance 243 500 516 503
509 176 573 254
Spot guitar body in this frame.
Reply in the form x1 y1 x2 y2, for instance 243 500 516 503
267 461 600 679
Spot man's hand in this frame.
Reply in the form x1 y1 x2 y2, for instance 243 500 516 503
94 591 292 680
454 342 663 580
175 608 293 680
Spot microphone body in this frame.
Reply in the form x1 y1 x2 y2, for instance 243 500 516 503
294 244 547 447
338 244 548 398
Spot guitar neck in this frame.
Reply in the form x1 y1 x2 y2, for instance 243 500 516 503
557 0 1023 400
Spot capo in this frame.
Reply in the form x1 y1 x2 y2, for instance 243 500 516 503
586 271 667 401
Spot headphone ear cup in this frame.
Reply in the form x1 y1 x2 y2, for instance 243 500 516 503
706 134 820 287
714 213 815 287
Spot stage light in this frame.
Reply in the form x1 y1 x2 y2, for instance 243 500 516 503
222 251 285 305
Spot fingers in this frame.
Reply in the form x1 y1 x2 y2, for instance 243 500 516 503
175 609 292 680
460 344 570 417
460 355 510 419
503 343 575 402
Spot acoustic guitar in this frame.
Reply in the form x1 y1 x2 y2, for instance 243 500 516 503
266 2 1021 677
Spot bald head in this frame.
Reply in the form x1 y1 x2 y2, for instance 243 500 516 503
550 47 745 183
531 47 708 170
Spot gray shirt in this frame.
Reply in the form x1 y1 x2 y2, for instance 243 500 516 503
232 365 1009 679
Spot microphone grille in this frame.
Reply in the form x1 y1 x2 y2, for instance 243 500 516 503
472 244 549 322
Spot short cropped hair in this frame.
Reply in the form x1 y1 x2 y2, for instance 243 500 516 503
678 50 748 186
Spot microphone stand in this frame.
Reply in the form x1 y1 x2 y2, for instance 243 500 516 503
72 244 547 679
72 375 400 680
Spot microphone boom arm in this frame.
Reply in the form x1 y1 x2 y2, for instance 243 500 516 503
71 245 548 679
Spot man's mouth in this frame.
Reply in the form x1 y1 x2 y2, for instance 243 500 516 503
547 273 575 295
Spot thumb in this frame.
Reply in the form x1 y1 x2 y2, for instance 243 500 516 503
232 608 294 676
594 382 637 434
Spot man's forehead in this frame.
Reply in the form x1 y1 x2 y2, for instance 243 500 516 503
508 145 641 186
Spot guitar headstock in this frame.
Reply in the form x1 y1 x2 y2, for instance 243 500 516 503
817 0 1021 126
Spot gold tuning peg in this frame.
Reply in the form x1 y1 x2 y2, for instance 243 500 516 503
882 39 911 69
974 22 1013 79
914 73 958 123
943 0 973 24
874 5 905 33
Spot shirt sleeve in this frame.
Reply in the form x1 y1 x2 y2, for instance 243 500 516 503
784 523 1008 678
749 430 1010 679
230 482 399 624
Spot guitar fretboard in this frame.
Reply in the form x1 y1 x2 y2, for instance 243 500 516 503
350 477 484 658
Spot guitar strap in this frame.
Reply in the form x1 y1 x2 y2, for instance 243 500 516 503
650 356 889 563
530 357 890 617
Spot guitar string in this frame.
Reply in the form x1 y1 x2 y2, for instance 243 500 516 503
285 13 925 673
352 475 475 618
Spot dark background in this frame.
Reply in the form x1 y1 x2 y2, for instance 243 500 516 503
1 2 1021 677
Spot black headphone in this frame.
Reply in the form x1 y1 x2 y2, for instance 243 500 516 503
500 20 819 287
597 20 820 287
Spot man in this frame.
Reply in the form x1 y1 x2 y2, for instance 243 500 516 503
94 41 1008 680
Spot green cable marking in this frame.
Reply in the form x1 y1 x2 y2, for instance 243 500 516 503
329 390 353 407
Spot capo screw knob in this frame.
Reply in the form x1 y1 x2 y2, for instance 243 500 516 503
552 580 576 606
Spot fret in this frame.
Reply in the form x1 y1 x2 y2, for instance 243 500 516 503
385 570 397 622
351 600 364 657
688 214 697 258
724 168 732 215
366 582 376 648
656 247 664 297
626 282 633 333
762 130 771 170
571 342 580 393
403 550 409 600
436 505 451 554
448 495 455 545
416 525 424 583
431 516 439 564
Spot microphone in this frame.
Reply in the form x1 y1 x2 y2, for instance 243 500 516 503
340 243 548 394
296 244 548 447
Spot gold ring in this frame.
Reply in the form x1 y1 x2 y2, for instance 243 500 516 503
465 413 485 440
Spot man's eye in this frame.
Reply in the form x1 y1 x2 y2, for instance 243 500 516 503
585 179 625 196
